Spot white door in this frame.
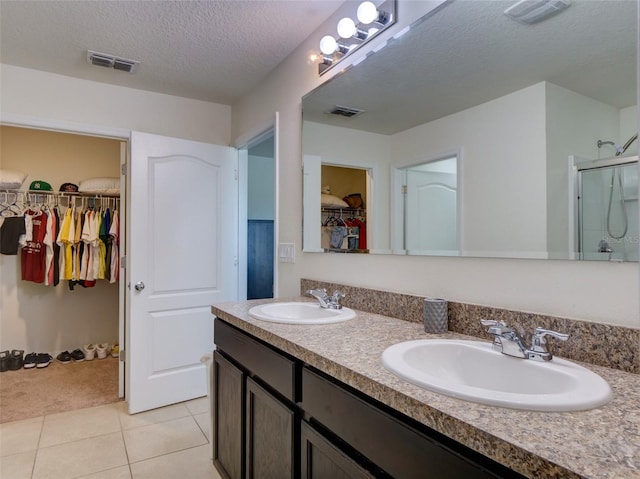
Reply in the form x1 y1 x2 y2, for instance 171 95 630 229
127 131 238 413
406 170 457 254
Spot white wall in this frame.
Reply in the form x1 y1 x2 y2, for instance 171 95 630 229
392 83 548 258
232 0 638 327
0 64 231 145
0 64 233 353
247 154 275 220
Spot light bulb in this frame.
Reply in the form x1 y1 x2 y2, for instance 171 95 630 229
319 35 337 55
357 1 378 24
337 17 356 38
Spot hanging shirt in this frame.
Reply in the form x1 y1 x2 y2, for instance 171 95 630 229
21 209 47 283
0 216 26 255
109 210 119 283
56 206 75 280
43 209 54 286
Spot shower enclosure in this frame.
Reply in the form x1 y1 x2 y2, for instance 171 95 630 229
577 155 638 261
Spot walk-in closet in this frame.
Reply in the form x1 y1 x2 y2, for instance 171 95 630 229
0 125 124 423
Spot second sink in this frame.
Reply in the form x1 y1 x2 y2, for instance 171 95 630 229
381 339 612 411
249 302 356 325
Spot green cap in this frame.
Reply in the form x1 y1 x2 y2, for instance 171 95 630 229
29 180 53 191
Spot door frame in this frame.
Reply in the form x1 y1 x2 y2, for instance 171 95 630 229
234 113 280 299
1 112 130 399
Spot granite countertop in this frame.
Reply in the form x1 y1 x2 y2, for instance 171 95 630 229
211 298 640 479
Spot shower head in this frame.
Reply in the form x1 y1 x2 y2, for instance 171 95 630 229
616 133 638 156
597 139 623 155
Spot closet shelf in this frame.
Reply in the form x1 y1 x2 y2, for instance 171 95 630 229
1 189 119 198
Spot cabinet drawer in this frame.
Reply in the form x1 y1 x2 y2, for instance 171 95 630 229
215 318 297 401
301 367 521 479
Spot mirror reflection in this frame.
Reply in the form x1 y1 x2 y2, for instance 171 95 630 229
302 0 638 260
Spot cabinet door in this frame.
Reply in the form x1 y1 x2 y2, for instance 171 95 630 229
246 377 295 479
213 351 244 479
301 421 375 479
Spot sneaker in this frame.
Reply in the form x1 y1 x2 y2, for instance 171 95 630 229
23 352 37 369
96 343 109 359
36 353 53 368
56 351 72 364
70 349 85 362
83 344 96 360
0 350 9 372
9 350 25 370
110 344 119 358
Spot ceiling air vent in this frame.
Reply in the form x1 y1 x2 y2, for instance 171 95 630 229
328 105 365 118
87 50 139 73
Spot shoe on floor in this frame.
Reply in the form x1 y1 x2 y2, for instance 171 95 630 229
83 343 96 360
96 343 109 359
9 349 24 370
110 344 119 358
36 353 53 368
23 352 37 369
70 349 85 362
0 350 9 372
56 351 71 364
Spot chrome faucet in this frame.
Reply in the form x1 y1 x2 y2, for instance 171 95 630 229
306 288 345 310
480 320 569 361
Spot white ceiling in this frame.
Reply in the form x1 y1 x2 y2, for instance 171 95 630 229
0 0 345 105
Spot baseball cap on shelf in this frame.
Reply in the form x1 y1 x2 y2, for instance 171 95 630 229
59 183 79 192
29 180 53 191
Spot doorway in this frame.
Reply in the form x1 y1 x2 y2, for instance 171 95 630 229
246 134 276 299
0 125 124 422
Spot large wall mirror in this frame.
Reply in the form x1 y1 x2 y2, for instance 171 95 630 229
302 0 638 261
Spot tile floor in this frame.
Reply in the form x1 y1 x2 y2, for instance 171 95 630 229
0 397 223 479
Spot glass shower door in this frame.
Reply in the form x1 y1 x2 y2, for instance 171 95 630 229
579 162 638 261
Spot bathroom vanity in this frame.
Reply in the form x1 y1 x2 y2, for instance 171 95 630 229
211 299 640 479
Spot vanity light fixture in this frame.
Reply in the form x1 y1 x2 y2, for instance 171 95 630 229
504 0 571 24
316 0 396 75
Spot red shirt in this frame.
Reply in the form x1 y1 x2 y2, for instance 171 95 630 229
21 210 47 283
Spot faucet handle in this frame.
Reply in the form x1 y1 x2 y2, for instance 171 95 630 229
480 319 511 335
331 290 345 300
480 319 505 327
529 327 569 361
532 327 569 343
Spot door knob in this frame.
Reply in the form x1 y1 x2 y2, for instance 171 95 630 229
134 281 145 292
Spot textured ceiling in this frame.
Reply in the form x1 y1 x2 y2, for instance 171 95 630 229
303 0 637 135
0 0 344 104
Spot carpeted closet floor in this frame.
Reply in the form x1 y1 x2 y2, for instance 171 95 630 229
0 356 120 423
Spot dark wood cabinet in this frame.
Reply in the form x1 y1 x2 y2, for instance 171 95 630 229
213 318 525 479
213 351 244 479
246 377 296 479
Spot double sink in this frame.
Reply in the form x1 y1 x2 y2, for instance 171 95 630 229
248 301 612 412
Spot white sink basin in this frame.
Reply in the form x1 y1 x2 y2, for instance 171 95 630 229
248 302 356 325
381 339 612 411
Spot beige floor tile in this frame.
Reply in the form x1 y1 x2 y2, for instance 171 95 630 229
193 412 210 441
0 450 37 479
0 415 43 456
123 416 207 463
130 445 221 479
77 464 132 479
117 402 190 430
184 396 209 415
40 403 121 448
32 431 128 479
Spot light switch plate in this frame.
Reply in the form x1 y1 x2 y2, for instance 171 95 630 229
278 243 295 263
